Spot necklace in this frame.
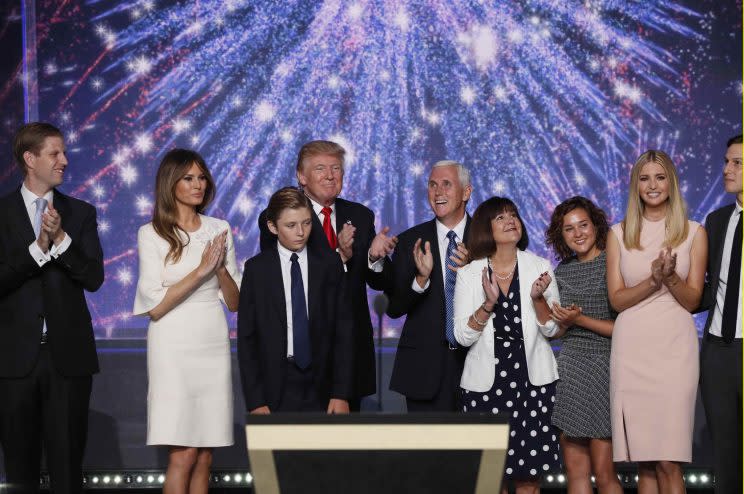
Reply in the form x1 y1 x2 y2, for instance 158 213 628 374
488 257 517 280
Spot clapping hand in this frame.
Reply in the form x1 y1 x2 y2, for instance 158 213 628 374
650 250 665 289
413 238 434 288
448 243 470 272
337 223 356 263
369 226 398 262
481 267 499 308
530 271 552 300
41 203 65 245
551 302 582 327
660 246 677 280
197 230 227 279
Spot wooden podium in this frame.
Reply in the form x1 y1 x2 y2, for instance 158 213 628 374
245 413 509 494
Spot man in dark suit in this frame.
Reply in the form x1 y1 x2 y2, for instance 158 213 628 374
240 187 353 413
699 134 742 494
0 123 104 493
258 141 396 410
386 160 472 412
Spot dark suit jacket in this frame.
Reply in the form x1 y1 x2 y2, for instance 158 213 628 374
237 246 354 411
386 217 470 400
700 203 737 333
0 188 104 377
258 197 389 398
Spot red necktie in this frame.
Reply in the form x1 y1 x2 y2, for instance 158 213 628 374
321 207 337 249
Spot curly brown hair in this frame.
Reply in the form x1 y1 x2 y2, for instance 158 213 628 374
545 196 609 261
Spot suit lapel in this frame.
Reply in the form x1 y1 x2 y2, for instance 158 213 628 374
52 189 71 237
426 220 444 298
310 208 333 253
306 249 323 326
266 249 288 335
712 205 736 275
334 198 348 232
9 188 36 245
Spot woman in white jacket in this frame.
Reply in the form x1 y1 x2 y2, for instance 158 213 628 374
455 197 561 494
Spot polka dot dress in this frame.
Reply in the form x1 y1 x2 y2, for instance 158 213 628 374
461 266 561 480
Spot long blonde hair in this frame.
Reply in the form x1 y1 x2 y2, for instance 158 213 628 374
622 149 688 250
152 149 215 263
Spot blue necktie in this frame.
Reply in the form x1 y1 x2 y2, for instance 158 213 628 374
444 230 458 347
290 253 311 369
33 197 48 238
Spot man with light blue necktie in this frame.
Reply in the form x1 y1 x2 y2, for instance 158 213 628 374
385 160 472 412
0 123 104 494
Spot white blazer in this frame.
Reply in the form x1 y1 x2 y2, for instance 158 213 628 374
454 250 560 391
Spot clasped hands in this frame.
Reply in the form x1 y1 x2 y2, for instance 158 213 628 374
651 246 678 289
36 204 66 253
196 230 228 279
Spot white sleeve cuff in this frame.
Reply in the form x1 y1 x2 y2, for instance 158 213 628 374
411 277 430 293
367 251 384 272
50 233 72 258
29 240 51 267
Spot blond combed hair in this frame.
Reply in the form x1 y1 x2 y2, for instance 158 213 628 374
622 149 688 250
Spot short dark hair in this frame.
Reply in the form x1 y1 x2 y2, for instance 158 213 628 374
727 134 742 148
296 140 345 173
266 187 312 224
13 122 64 174
545 196 610 261
466 197 529 260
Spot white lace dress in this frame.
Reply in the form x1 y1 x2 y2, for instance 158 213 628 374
133 215 239 446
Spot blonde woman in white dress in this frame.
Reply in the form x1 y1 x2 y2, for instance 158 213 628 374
133 149 239 494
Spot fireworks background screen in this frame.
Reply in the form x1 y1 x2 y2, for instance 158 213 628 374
1 0 741 338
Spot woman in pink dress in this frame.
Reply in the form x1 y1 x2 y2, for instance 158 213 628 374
606 150 707 494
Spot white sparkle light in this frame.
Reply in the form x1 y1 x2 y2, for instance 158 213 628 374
329 134 355 165
117 268 132 285
254 101 276 122
328 75 341 89
127 55 152 75
172 118 191 134
91 77 104 91
493 86 508 101
238 196 254 215
471 25 498 68
460 86 476 105
136 195 152 214
410 163 424 177
120 165 138 185
98 219 110 233
394 9 410 31
134 133 153 153
347 4 363 20
92 185 105 198
492 180 507 194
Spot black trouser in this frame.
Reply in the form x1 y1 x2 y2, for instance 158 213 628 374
276 359 324 412
700 335 742 494
0 346 92 494
406 344 463 412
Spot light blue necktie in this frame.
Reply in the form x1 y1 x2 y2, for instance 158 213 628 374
33 197 49 339
33 197 48 238
444 230 458 347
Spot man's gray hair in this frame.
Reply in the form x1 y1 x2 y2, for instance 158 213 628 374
431 160 471 188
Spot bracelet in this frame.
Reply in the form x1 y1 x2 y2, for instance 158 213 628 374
471 311 488 326
481 302 494 313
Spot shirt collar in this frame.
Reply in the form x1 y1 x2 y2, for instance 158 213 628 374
307 195 335 216
734 202 742 215
435 214 467 244
20 183 53 209
276 241 307 263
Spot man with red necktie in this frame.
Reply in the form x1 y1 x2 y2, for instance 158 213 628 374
258 140 397 410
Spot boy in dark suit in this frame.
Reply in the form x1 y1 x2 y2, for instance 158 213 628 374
238 187 353 413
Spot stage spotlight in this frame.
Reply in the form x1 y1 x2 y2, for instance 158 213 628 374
591 475 596 483
102 476 110 484
147 475 155 483
245 472 253 483
157 474 165 483
700 474 709 484
91 476 99 484
688 474 698 484
223 474 231 482
546 475 554 483
234 474 242 482
136 475 143 483
557 474 565 483
114 475 122 484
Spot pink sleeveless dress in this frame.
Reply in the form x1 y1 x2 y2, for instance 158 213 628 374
610 218 700 462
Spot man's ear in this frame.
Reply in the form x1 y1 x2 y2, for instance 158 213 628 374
267 220 278 235
23 151 36 171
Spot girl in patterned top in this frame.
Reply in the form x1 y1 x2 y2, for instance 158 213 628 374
545 196 622 494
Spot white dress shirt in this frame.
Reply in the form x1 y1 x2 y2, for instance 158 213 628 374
412 214 468 293
21 183 71 266
709 202 743 338
277 242 309 357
